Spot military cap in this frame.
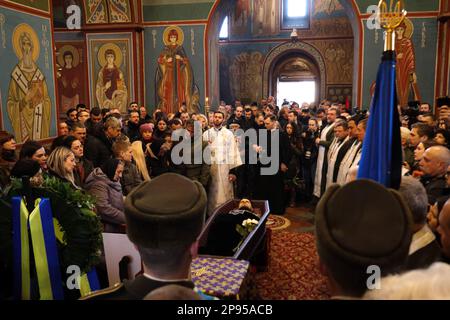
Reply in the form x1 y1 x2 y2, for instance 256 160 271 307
124 173 207 248
315 179 413 294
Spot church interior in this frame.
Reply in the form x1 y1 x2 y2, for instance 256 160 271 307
1 0 450 301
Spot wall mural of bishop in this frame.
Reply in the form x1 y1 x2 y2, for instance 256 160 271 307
7 23 51 143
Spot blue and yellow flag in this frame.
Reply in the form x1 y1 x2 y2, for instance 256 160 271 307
357 51 402 189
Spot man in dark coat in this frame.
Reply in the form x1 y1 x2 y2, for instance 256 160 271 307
254 115 292 215
398 176 442 270
419 146 450 205
84 117 121 168
124 110 141 142
81 173 207 300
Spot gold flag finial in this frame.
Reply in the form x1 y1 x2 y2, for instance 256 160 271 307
377 0 407 51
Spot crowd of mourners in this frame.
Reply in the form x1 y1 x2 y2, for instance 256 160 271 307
1 95 450 299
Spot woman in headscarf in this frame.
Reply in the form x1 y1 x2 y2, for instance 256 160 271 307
85 158 125 232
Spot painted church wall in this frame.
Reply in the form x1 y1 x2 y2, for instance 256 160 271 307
361 17 438 109
143 25 206 113
54 31 89 117
0 3 57 143
218 0 354 105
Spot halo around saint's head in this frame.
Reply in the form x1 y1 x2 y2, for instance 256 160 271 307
12 23 40 62
97 43 123 68
398 17 414 39
163 26 184 46
57 44 80 68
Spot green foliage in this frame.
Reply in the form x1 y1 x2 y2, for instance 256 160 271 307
233 219 258 253
1 177 103 274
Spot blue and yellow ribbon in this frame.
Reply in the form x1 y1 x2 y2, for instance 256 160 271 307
78 269 100 297
12 196 100 300
29 198 64 300
12 197 30 300
12 197 64 300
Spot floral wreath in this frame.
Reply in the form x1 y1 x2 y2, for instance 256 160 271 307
0 176 103 274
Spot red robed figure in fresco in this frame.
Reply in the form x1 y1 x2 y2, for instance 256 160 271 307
156 29 199 114
395 21 421 107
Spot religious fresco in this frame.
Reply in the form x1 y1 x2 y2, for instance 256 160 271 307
108 0 132 23
84 0 132 24
307 39 354 84
5 0 50 14
230 0 250 36
327 85 352 105
156 26 200 114
395 18 421 108
306 17 352 38
228 51 264 103
314 0 344 16
227 0 351 40
0 5 57 143
229 0 280 39
251 0 278 36
144 25 204 113
362 17 437 109
55 41 88 114
87 34 133 112
85 0 109 24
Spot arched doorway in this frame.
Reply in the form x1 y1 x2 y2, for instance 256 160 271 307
272 54 320 106
263 41 326 105
206 0 361 106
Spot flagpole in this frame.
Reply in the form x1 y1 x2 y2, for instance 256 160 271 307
377 0 407 51
357 0 407 189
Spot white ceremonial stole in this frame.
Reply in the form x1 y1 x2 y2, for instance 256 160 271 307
326 136 349 189
345 146 362 183
313 123 335 198
30 70 45 140
409 225 436 255
12 66 45 140
203 127 242 214
12 66 29 94
337 140 360 185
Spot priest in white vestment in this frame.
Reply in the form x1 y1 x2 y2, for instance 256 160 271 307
203 111 242 214
340 118 367 184
313 108 338 198
326 123 350 189
337 140 361 185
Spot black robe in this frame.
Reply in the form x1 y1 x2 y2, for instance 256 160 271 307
255 130 292 215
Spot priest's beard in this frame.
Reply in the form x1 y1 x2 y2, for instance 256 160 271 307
22 53 34 69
